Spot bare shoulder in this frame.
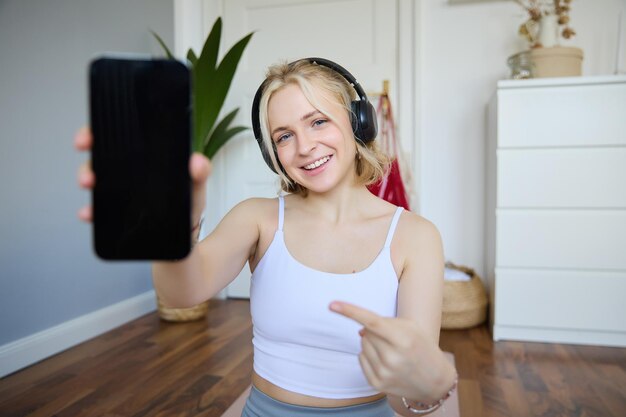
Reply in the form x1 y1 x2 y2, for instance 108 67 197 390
383 208 444 283
393 210 444 269
228 197 281 237
232 196 277 214
227 197 278 225
397 211 442 245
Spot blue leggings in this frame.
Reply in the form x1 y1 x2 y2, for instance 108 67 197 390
240 385 395 417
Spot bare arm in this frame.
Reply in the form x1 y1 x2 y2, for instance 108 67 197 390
329 213 457 416
152 198 262 308
387 215 457 416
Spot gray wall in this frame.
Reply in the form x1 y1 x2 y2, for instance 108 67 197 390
0 0 174 346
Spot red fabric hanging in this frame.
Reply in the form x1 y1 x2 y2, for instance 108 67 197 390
367 93 411 210
368 158 410 210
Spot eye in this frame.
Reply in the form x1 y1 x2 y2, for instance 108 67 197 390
274 132 292 145
312 118 328 127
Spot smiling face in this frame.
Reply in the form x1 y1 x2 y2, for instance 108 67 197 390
267 83 358 195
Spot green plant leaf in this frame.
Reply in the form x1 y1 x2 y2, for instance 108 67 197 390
198 17 222 72
186 48 198 66
150 30 174 59
204 108 239 148
203 108 246 159
152 18 253 156
193 18 223 152
204 125 248 160
195 31 254 152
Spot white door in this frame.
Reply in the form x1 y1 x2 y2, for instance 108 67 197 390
186 0 410 298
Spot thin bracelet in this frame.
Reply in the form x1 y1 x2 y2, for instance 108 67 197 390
401 374 458 414
191 217 204 246
191 218 203 233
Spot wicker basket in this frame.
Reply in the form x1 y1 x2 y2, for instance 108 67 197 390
157 297 209 322
442 262 488 329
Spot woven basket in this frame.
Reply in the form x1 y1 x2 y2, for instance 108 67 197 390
442 262 488 329
157 297 209 322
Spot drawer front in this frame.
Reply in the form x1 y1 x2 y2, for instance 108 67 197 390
497 147 626 208
496 210 626 269
498 82 626 148
495 268 626 332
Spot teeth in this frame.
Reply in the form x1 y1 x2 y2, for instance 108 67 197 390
304 156 330 170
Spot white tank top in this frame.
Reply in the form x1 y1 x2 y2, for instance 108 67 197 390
250 196 402 399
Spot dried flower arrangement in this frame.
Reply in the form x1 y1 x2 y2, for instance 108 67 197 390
516 0 576 48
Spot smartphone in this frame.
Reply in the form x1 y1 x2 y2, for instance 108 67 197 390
89 56 192 260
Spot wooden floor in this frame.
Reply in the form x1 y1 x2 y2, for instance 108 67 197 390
1 299 624 417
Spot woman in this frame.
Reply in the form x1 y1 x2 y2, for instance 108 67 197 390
76 58 457 416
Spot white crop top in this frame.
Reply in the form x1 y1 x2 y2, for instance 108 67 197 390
250 196 401 399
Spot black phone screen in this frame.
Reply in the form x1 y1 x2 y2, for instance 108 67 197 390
89 57 191 260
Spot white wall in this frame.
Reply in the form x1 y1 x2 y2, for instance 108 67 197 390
418 0 626 279
0 0 173 353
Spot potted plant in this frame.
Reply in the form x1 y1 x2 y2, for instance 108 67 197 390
152 17 253 158
512 0 583 78
152 18 253 321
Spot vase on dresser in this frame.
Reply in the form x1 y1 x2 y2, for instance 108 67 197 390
537 13 559 47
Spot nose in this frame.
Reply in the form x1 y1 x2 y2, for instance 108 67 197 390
296 130 317 155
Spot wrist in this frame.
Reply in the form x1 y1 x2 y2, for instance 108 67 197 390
429 361 458 401
402 372 458 414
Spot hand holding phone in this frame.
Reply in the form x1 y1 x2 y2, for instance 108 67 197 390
75 130 212 257
87 56 193 260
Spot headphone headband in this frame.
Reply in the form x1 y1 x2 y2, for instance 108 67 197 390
305 57 368 101
251 57 378 174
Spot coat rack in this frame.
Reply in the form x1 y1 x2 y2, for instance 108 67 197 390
368 80 391 115
368 79 390 97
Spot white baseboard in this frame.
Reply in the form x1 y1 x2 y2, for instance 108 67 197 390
493 324 626 347
0 290 157 378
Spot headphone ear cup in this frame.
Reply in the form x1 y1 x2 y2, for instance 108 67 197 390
351 100 378 144
251 79 279 173
363 101 378 142
259 142 277 174
257 140 287 175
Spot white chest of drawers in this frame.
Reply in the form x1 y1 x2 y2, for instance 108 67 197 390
486 75 626 347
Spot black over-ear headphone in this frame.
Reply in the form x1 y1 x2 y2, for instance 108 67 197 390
251 57 378 174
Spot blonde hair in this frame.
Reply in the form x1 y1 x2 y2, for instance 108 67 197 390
257 59 389 196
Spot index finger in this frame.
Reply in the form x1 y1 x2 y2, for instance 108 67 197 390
329 301 385 333
74 126 92 151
